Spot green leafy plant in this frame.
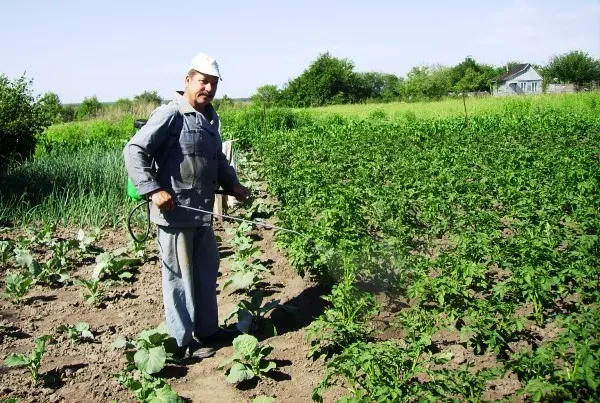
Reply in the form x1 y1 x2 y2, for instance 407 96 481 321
223 291 293 335
13 248 33 268
116 371 182 403
56 322 94 345
114 323 182 402
306 274 379 358
76 227 101 254
4 335 52 385
28 257 70 285
127 233 148 261
223 259 270 293
1 271 33 304
218 334 276 384
73 277 104 305
92 248 141 281
50 239 77 267
0 240 13 266
26 223 56 246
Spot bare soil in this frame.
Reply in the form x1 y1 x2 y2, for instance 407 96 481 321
0 208 346 403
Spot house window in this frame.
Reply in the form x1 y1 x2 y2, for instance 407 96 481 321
531 82 538 92
519 82 526 91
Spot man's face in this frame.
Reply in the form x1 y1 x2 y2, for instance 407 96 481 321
185 71 219 109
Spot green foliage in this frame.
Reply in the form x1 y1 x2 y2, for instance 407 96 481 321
0 74 47 168
223 291 292 335
77 95 103 120
543 50 600 88
218 334 276 384
115 97 133 113
92 248 141 281
56 322 94 345
37 92 64 125
60 104 77 122
73 277 104 305
0 144 132 227
0 240 13 266
134 91 163 106
4 335 52 385
306 269 379 358
280 52 363 107
244 99 600 401
1 271 33 304
114 323 182 402
213 94 235 111
508 307 600 401
36 116 134 154
400 64 453 100
251 85 281 107
313 340 502 403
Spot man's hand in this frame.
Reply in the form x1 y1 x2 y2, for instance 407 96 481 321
150 190 175 211
230 183 250 202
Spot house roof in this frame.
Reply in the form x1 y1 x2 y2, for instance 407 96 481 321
492 63 529 82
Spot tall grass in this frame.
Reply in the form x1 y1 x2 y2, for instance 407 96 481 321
308 92 600 119
0 146 135 227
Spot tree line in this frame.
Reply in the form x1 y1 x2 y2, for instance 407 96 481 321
251 50 600 107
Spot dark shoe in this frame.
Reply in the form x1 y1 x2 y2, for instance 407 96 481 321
188 339 216 359
172 340 215 362
198 327 242 345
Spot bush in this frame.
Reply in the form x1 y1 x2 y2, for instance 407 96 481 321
0 74 47 168
38 92 64 125
77 95 103 120
60 105 77 122
134 91 162 106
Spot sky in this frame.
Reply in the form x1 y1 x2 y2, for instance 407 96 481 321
1 0 599 104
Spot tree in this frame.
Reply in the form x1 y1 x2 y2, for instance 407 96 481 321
280 52 359 107
134 90 163 105
37 91 63 125
450 57 498 93
543 50 600 89
401 65 453 101
356 72 401 102
77 95 102 120
213 94 235 111
60 105 77 122
251 85 281 107
115 97 133 113
0 74 47 167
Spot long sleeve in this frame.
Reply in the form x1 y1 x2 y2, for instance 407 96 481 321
123 104 178 196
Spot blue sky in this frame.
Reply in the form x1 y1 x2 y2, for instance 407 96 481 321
1 0 599 103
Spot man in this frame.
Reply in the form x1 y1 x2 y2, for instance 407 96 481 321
123 53 249 359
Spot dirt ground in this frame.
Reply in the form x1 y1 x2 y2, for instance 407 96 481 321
0 207 349 403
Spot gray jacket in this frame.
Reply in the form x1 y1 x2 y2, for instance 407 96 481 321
123 91 240 227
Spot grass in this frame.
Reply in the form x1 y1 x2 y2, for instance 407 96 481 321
0 146 135 227
306 92 600 119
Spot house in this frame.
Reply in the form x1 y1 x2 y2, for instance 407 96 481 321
491 63 543 96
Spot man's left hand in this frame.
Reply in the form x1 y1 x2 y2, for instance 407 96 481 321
230 183 250 202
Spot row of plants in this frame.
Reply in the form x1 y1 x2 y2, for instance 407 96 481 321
242 103 600 400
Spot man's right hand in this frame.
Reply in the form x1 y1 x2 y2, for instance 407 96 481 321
150 190 175 211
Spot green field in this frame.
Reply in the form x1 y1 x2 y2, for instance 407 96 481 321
1 92 599 401
308 92 600 119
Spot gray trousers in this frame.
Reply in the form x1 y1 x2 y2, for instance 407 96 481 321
157 225 219 347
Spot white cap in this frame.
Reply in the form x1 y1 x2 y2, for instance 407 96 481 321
189 53 222 80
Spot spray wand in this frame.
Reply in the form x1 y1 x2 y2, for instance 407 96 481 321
127 190 306 243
